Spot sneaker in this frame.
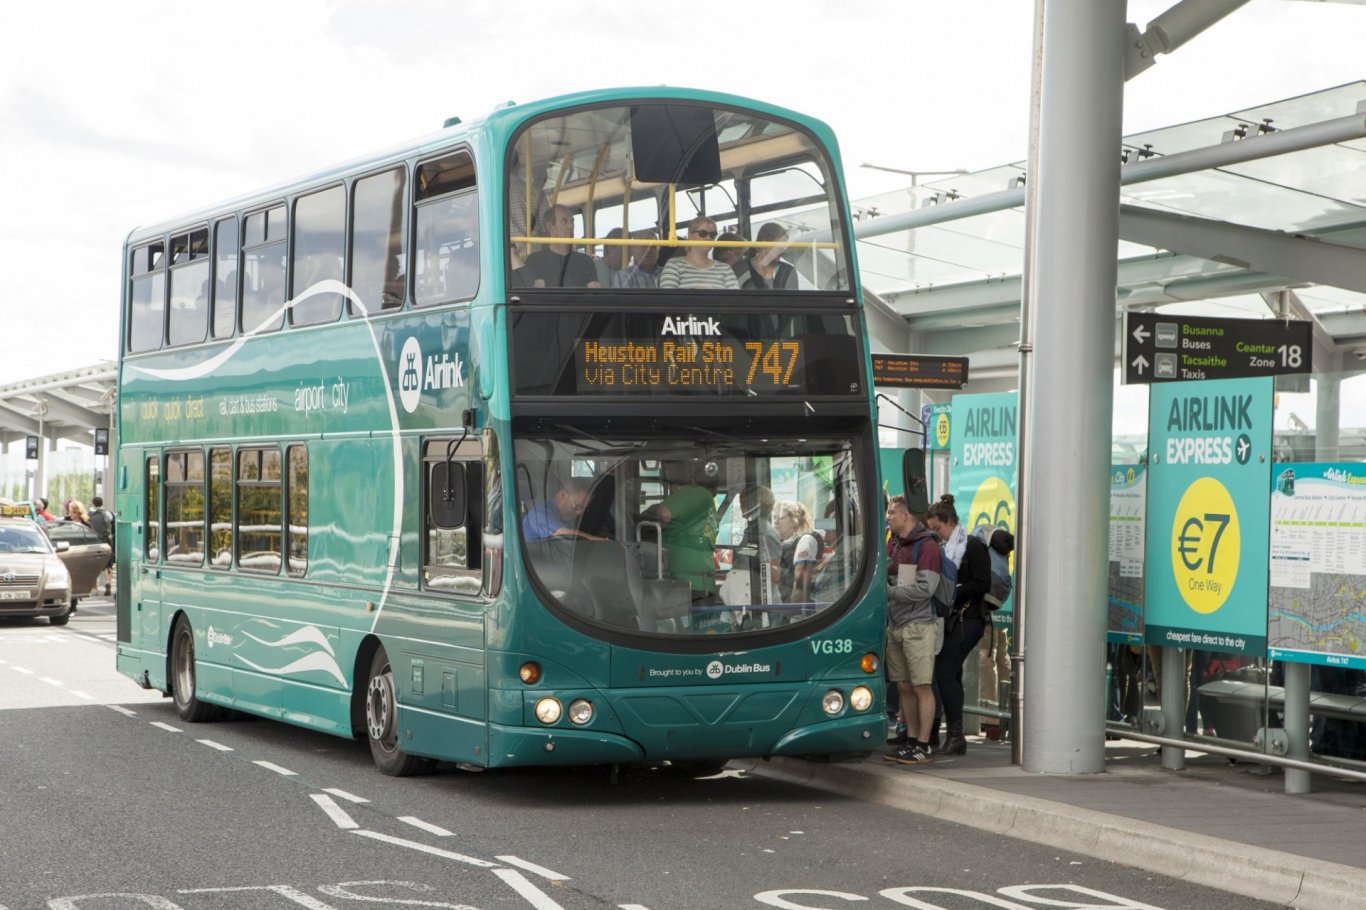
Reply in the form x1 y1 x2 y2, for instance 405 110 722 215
104 584 111 596
885 742 932 765
886 722 907 746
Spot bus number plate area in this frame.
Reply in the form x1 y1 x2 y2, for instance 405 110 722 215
510 311 864 398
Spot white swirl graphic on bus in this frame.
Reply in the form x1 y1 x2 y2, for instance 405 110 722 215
124 280 405 631
237 623 348 687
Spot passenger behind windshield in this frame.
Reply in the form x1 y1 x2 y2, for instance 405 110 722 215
657 217 739 290
521 205 601 289
644 464 721 600
734 222 797 290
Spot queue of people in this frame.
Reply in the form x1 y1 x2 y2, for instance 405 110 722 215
884 492 1015 766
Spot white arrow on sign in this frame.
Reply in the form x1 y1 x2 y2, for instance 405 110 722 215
1132 324 1151 345
1131 354 1149 374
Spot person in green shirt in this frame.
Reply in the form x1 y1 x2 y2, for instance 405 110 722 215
652 466 721 598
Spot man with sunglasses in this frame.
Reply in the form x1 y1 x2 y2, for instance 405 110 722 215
657 216 740 290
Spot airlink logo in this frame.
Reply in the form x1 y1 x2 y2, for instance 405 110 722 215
206 626 234 649
706 660 773 679
397 336 464 414
661 315 721 337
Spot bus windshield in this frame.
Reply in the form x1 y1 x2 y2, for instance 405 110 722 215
514 430 867 637
507 101 849 293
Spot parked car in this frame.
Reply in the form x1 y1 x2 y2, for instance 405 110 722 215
43 520 112 603
0 517 74 625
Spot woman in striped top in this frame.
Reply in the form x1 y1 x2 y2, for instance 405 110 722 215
658 216 740 290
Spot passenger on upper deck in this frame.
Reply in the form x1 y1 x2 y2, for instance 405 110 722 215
594 228 627 288
713 230 747 268
521 205 601 289
734 222 797 290
522 479 605 543
613 230 661 289
657 217 739 290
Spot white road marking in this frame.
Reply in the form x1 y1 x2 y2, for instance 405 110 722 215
619 905 655 910
350 830 497 868
322 787 369 804
70 690 94 700
40 677 64 686
197 739 233 751
151 722 182 733
310 794 359 830
253 760 297 776
11 666 33 674
493 868 565 910
107 705 138 716
496 855 569 881
399 816 453 836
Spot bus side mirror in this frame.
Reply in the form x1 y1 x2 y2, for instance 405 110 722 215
431 463 468 529
902 448 929 515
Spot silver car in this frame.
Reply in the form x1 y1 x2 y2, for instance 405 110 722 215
0 518 74 625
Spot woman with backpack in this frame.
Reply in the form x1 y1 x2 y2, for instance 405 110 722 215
774 500 822 605
928 508 1015 756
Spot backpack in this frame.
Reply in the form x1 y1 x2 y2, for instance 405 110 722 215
972 525 1012 609
89 507 114 545
779 530 823 602
909 535 958 618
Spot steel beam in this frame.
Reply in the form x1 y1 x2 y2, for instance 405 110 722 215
1125 0 1253 80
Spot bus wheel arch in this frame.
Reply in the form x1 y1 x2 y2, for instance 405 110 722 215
167 611 223 722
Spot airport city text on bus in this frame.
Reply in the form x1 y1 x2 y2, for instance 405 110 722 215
115 87 887 775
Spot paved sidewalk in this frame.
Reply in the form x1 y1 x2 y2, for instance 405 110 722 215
736 735 1366 910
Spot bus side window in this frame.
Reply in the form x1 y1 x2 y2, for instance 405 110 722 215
128 241 166 353
237 446 283 574
291 185 345 326
351 166 408 313
146 454 161 562
209 447 232 568
212 217 239 338
414 151 478 307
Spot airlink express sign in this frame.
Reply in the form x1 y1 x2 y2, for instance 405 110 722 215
951 391 1017 614
1124 312 1311 384
1144 376 1273 656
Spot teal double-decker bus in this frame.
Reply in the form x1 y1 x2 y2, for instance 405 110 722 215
116 87 886 775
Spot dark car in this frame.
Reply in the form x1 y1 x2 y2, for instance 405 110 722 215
43 520 112 603
0 518 74 625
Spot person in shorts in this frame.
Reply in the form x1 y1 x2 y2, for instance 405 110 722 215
883 495 944 764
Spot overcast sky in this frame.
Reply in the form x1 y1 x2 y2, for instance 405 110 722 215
0 0 1361 387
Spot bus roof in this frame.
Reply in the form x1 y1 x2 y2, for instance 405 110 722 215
123 86 839 246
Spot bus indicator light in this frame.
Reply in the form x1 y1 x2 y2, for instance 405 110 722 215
519 662 542 684
860 653 879 674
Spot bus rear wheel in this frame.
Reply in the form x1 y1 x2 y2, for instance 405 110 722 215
170 615 222 722
365 647 433 776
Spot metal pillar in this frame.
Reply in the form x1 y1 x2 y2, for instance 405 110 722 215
1283 662 1311 794
1161 647 1187 770
1020 0 1126 774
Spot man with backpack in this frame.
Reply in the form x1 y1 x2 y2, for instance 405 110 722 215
89 495 115 596
883 495 944 765
932 523 1015 756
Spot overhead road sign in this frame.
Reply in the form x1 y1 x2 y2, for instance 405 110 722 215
871 353 969 390
1124 312 1312 385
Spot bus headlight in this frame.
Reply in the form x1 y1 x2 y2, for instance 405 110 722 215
567 699 594 725
850 686 873 712
534 697 562 724
822 689 845 716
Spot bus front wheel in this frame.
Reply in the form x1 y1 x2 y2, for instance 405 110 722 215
170 615 222 722
365 647 433 776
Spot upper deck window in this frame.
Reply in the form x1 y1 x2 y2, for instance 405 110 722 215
507 103 849 293
414 151 479 307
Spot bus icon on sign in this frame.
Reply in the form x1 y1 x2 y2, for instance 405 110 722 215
1155 322 1179 348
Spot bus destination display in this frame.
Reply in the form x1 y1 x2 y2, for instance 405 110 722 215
576 338 801 393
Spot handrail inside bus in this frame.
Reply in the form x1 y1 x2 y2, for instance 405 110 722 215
509 237 839 250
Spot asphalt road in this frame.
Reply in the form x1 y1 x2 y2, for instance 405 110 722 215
0 597 1287 910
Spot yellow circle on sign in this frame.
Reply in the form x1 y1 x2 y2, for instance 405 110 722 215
968 475 1015 536
934 412 951 448
1169 477 1240 615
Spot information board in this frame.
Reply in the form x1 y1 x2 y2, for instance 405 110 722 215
1124 312 1311 385
951 391 1017 613
1108 464 1146 644
1144 376 1273 656
1268 463 1366 670
871 353 968 390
